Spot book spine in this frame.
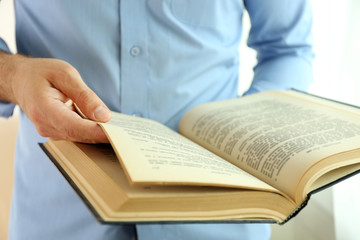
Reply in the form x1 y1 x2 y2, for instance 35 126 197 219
280 196 311 225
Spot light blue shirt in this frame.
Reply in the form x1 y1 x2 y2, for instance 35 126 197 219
0 0 313 239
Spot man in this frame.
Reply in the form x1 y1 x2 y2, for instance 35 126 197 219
0 0 313 239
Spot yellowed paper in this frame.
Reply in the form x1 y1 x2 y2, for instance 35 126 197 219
179 91 360 201
99 112 277 192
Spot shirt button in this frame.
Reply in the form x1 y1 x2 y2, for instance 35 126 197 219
131 112 143 117
130 46 141 56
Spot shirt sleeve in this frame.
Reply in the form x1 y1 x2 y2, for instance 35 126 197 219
0 37 16 118
243 0 314 95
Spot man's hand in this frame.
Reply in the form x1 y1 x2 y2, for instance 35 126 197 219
0 52 111 143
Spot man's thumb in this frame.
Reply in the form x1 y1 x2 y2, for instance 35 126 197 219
72 89 112 122
93 105 112 122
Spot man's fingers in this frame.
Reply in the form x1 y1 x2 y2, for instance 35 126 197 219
44 119 108 143
47 60 112 122
32 95 108 143
51 102 109 143
62 118 109 143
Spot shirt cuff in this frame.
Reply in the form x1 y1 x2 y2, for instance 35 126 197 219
0 101 16 118
0 37 11 53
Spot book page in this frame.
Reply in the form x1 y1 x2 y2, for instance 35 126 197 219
179 91 360 201
44 141 294 223
98 113 277 193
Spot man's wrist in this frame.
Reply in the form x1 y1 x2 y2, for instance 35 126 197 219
0 51 27 105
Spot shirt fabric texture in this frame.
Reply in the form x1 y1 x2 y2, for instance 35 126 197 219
0 0 313 239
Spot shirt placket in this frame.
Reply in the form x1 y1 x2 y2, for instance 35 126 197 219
120 0 149 117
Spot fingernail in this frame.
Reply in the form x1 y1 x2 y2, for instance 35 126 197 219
94 106 111 121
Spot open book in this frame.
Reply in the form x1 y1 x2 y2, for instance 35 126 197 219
40 90 360 224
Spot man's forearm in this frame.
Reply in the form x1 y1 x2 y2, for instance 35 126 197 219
0 50 21 104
